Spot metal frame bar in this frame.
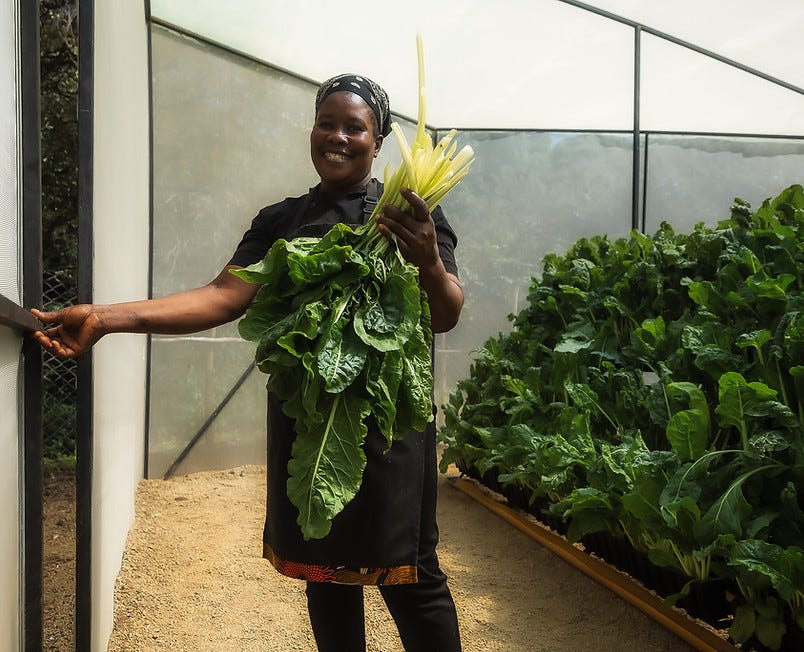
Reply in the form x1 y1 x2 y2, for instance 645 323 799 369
437 127 804 141
631 25 642 231
144 0 154 478
641 132 649 234
19 1 43 648
75 0 94 648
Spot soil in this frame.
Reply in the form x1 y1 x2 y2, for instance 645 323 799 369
42 469 76 652
99 465 695 651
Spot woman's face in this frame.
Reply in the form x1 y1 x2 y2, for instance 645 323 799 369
310 91 383 194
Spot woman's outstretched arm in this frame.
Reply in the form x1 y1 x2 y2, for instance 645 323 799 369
31 265 258 359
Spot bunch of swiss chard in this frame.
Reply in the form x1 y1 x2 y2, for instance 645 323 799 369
232 36 474 541
440 184 803 649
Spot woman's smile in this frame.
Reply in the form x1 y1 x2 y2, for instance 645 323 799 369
322 150 351 162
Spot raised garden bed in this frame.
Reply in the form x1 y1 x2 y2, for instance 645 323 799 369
454 461 804 652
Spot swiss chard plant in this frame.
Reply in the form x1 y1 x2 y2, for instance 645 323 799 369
440 184 804 649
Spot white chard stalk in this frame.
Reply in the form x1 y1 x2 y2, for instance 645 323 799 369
364 34 475 252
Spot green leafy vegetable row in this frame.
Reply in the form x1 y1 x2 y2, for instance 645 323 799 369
439 184 804 649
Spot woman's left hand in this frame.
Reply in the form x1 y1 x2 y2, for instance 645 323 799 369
376 188 440 272
375 187 464 333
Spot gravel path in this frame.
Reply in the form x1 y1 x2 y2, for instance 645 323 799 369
107 465 694 651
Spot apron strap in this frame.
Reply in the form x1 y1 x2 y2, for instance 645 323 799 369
295 179 383 225
363 178 380 221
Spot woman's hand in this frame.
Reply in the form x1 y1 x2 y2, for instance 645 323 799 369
376 188 441 271
31 305 106 359
376 188 464 333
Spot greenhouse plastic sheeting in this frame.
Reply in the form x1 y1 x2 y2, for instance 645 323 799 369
0 1 22 649
146 4 804 473
150 0 804 134
643 136 804 234
438 130 634 389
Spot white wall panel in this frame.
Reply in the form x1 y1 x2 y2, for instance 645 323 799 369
0 0 21 648
0 332 21 652
0 0 20 301
91 1 150 649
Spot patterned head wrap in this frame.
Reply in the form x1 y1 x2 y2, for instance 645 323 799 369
315 73 391 137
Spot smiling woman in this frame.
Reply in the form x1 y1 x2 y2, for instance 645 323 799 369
32 68 465 652
221 70 465 652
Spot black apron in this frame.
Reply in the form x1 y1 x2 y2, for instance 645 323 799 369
261 181 438 585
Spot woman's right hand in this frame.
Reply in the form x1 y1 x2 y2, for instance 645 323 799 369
30 305 106 359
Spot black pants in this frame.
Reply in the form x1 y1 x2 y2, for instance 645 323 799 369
305 578 462 652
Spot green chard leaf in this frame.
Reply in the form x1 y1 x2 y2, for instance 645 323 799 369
715 372 778 444
287 244 352 288
315 319 368 394
395 323 434 435
229 237 295 287
661 382 710 460
287 392 371 540
353 265 421 351
666 409 709 461
365 350 404 448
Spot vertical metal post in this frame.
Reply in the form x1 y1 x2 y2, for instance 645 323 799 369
20 0 43 649
143 0 154 478
75 0 94 649
631 25 642 231
641 132 649 233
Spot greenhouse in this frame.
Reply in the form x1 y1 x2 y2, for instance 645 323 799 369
1 0 802 650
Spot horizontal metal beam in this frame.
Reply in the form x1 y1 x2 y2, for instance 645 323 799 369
0 292 41 333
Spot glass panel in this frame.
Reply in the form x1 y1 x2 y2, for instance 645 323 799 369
644 135 804 234
437 131 634 405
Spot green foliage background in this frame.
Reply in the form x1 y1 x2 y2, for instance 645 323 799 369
41 0 78 278
40 0 78 465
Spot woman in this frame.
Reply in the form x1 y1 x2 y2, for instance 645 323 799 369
33 73 464 652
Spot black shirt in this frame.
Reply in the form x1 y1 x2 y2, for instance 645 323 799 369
228 181 458 278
